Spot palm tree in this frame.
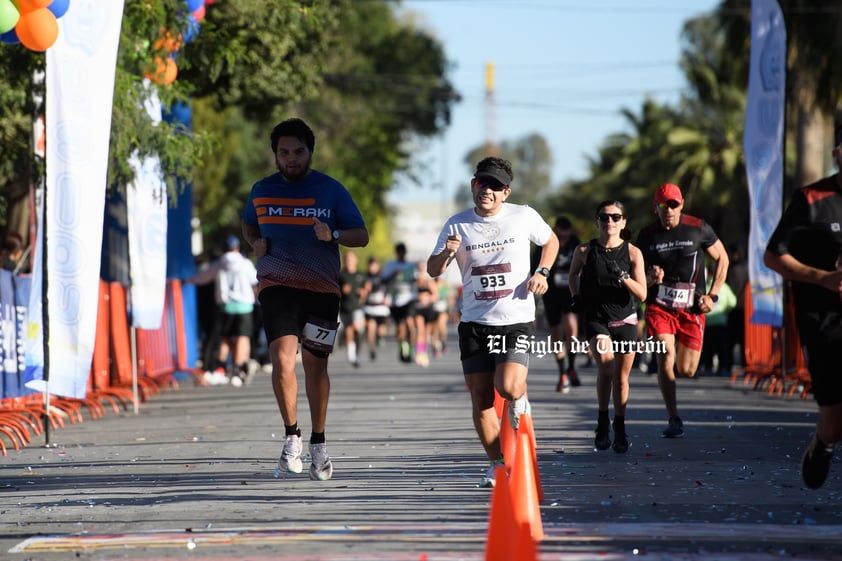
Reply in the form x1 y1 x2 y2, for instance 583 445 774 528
549 13 752 249
546 1 842 253
719 0 842 191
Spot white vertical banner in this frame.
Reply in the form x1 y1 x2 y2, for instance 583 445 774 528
23 190 43 388
744 0 785 327
26 1 126 399
127 82 168 329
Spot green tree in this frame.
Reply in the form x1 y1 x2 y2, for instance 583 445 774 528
544 12 751 249
537 3 842 253
546 100 686 239
295 0 457 224
112 0 340 198
0 35 41 239
0 0 337 242
0 1 457 259
189 99 267 244
188 0 457 254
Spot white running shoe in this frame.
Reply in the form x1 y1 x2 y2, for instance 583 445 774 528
203 370 229 386
479 460 505 488
308 442 333 481
507 395 532 431
415 352 430 368
275 434 303 476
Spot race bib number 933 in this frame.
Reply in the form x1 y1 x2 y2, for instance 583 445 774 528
470 263 514 301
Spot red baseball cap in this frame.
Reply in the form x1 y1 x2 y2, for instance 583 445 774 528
654 183 683 205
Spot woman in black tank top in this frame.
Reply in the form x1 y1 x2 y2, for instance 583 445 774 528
569 200 647 454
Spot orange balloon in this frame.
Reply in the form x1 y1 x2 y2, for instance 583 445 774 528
148 56 178 85
155 30 182 53
16 7 57 51
16 0 51 12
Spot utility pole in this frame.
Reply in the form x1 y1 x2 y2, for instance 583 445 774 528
485 61 498 156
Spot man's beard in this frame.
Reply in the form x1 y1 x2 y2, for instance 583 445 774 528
277 158 311 181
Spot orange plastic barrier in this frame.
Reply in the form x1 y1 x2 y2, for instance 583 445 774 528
97 281 141 407
734 283 810 399
108 282 134 387
778 287 811 399
733 283 781 389
91 279 111 391
135 280 203 390
2 276 205 455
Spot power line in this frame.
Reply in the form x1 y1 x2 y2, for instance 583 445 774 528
398 0 716 15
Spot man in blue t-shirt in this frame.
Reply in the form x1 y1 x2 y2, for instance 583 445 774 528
242 118 369 481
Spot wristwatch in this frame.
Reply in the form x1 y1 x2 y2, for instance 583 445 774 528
708 293 719 303
332 229 340 242
619 271 630 282
535 267 550 278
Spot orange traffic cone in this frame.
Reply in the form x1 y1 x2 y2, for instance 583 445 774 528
484 465 515 561
518 407 537 451
494 391 506 421
510 428 544 541
517 413 543 502
515 520 539 561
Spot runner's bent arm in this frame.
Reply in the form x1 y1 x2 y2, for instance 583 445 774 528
534 231 560 273
428 233 461 278
527 231 559 295
242 222 267 258
567 244 588 298
333 227 369 248
704 240 729 299
764 250 842 293
624 244 648 302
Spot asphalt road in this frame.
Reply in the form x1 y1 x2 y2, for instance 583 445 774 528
2 334 841 561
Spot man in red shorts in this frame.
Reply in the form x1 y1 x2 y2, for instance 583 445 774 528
636 183 729 438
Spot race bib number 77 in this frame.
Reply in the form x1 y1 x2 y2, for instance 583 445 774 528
302 317 339 355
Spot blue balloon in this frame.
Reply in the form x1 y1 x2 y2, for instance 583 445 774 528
185 0 204 12
182 13 200 44
48 0 71 19
0 27 19 44
163 100 193 130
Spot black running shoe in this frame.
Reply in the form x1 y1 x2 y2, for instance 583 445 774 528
612 427 629 454
594 419 611 450
801 434 834 490
567 368 582 387
661 415 684 438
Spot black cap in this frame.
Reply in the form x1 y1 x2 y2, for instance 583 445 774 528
474 157 513 186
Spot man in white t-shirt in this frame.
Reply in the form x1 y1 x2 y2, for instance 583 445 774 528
427 156 559 488
191 235 258 386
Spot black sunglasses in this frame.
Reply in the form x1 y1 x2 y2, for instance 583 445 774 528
476 179 508 192
658 200 681 210
597 213 624 223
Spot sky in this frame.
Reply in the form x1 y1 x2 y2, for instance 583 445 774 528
389 0 722 204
